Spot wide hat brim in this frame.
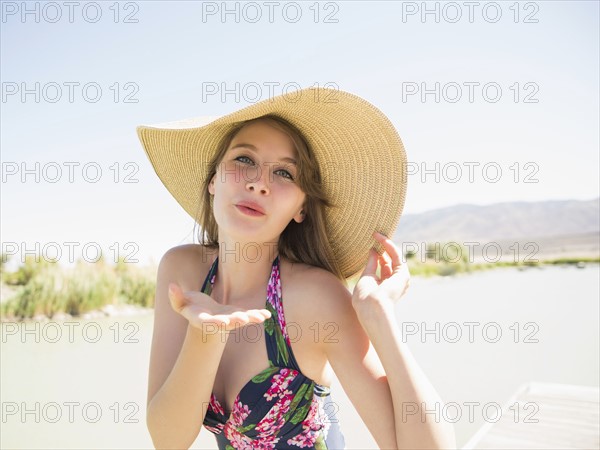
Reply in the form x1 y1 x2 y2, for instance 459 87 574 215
136 87 407 279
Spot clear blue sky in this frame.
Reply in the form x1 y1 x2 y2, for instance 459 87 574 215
1 1 598 268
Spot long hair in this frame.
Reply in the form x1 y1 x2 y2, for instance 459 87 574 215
194 114 345 282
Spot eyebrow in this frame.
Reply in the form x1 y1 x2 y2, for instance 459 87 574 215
230 143 297 165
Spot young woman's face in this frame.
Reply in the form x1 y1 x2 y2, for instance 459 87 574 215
208 120 307 243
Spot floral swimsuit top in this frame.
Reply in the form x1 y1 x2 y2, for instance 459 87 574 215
201 254 346 450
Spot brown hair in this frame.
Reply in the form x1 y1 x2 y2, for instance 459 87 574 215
194 114 345 281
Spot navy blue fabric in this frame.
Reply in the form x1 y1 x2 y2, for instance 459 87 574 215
201 254 346 449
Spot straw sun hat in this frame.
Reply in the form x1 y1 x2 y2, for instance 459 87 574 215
136 86 407 279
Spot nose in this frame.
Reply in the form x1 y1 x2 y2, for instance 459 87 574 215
245 163 270 194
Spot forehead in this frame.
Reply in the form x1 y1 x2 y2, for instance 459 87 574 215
230 121 295 154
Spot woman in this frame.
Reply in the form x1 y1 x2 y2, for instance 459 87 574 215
137 87 456 449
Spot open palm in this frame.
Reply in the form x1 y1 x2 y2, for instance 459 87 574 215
168 282 272 333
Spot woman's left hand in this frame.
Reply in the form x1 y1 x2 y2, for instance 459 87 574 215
352 232 411 321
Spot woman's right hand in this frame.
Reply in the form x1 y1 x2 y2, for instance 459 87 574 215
167 282 272 333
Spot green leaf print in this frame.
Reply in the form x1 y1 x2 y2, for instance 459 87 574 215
283 382 309 422
290 402 310 424
315 434 327 450
237 423 256 434
265 316 275 335
274 325 289 365
226 446 235 450
304 382 314 401
251 365 280 383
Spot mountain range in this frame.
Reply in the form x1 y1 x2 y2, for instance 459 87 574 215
393 198 600 261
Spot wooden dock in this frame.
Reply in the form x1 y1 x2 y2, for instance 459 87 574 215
463 382 599 449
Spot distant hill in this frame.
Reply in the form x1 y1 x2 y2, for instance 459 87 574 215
394 198 600 261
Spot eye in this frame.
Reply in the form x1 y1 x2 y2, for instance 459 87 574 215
234 155 253 164
234 155 295 181
275 169 294 180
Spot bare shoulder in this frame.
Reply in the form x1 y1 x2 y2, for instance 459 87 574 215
285 259 351 302
146 244 218 407
281 258 353 337
159 244 218 291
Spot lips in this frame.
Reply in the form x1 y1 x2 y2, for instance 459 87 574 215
236 201 265 215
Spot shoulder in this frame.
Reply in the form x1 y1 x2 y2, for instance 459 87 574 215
158 244 218 291
281 258 353 332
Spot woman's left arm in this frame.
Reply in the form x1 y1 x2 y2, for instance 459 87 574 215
353 232 457 449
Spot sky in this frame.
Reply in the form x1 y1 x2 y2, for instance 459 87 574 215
1 0 599 269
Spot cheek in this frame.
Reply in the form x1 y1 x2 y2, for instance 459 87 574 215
275 183 305 208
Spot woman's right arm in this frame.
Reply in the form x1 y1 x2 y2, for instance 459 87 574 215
146 246 272 449
146 247 228 449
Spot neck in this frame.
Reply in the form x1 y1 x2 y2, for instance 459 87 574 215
211 236 279 306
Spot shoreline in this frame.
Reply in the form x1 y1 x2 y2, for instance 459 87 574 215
1 260 598 323
0 303 154 324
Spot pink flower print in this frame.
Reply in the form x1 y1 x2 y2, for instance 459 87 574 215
275 265 282 299
251 432 282 450
210 393 226 416
287 430 319 448
286 397 327 448
255 393 294 437
264 368 297 401
230 398 251 428
223 425 254 449
267 264 290 345
204 422 225 434
316 398 331 437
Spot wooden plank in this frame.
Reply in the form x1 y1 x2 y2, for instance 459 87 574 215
463 382 599 449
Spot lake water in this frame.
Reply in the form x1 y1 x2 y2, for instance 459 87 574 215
1 264 598 449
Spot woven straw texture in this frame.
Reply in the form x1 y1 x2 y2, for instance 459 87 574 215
136 87 407 279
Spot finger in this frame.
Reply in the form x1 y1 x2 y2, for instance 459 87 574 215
373 232 401 268
227 310 251 325
362 248 379 278
355 249 380 293
379 255 393 279
379 252 392 268
227 310 267 327
198 311 230 325
246 309 272 321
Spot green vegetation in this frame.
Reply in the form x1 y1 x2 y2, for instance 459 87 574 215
1 254 156 321
345 242 599 288
1 246 598 321
405 242 599 277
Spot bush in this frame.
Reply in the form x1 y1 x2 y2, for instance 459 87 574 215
1 257 155 320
